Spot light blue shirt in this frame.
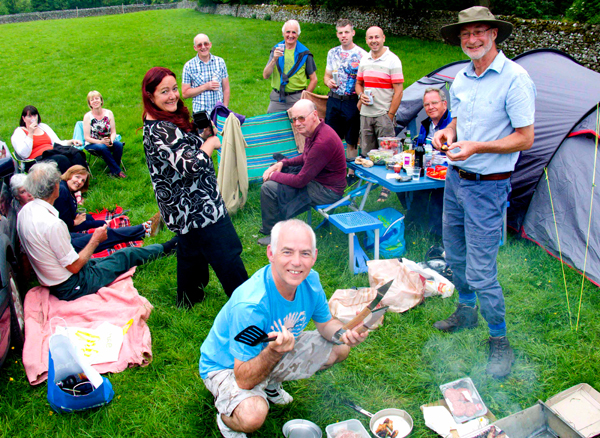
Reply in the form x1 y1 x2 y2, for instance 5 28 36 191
182 54 228 114
449 51 536 174
199 265 332 379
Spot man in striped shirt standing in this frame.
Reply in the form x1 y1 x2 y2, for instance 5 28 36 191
356 26 404 155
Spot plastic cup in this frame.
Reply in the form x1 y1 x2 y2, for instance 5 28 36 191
412 167 422 181
277 44 285 52
77 205 86 214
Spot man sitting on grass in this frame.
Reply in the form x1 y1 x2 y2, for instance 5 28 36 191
17 162 177 301
200 219 367 438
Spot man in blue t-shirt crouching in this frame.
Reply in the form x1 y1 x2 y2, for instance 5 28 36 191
199 219 367 438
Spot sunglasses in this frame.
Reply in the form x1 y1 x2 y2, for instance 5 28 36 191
290 112 314 123
196 42 211 48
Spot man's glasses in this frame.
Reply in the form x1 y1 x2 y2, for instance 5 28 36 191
196 42 210 47
459 28 491 40
423 100 442 108
290 112 313 123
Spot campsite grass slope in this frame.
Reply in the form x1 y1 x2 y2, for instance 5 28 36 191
0 9 599 437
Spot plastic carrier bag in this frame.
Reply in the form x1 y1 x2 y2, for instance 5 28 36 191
47 330 114 414
364 207 406 258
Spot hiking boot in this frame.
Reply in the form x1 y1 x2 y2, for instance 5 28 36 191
486 336 514 378
433 303 479 332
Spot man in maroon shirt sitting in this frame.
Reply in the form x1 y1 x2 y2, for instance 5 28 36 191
258 99 347 245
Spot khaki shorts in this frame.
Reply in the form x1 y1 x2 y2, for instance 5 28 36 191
203 330 333 417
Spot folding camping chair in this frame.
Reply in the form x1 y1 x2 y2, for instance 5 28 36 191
73 121 126 176
216 111 300 183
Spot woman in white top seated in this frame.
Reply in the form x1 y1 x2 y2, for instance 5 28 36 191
83 91 126 178
11 105 87 173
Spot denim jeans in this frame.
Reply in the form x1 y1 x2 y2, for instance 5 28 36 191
70 225 145 253
85 140 124 175
442 167 510 329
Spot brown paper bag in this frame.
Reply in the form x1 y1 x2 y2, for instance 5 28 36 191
367 259 425 313
328 288 384 329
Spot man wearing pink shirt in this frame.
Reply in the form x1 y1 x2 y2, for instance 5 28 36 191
355 26 404 154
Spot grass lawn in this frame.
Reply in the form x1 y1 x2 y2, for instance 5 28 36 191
1 9 599 438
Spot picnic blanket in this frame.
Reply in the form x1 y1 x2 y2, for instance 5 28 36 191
85 206 143 259
22 268 153 385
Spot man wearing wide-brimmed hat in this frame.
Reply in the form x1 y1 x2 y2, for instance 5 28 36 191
432 6 536 378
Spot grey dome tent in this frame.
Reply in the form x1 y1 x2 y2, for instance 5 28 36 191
395 49 600 285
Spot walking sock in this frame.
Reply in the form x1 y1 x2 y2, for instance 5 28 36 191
488 321 507 338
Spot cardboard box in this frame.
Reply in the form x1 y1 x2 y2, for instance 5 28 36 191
546 383 600 438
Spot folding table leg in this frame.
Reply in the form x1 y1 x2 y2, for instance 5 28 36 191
374 228 379 260
358 182 374 211
348 232 355 272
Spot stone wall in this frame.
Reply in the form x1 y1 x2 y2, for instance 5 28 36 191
198 4 600 72
0 1 196 25
1 2 598 71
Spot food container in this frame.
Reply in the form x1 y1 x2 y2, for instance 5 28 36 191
283 419 322 438
440 377 488 424
378 137 400 151
369 409 413 438
326 419 370 438
385 158 400 170
367 149 394 165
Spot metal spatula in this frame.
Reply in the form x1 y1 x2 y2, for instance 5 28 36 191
234 325 277 346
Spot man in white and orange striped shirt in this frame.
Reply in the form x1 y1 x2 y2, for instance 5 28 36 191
355 26 404 155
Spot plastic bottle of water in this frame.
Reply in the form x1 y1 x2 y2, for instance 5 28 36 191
424 139 433 168
403 131 413 151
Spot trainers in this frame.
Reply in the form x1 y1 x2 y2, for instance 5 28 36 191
257 236 271 246
486 336 514 378
433 303 479 332
216 413 247 438
265 383 293 405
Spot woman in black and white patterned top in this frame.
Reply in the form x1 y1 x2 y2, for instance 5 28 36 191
142 67 248 308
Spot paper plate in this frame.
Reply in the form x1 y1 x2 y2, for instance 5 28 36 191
282 419 323 438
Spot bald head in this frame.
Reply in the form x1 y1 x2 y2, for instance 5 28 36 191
366 26 384 37
366 26 386 56
193 33 212 61
291 99 316 115
193 33 210 45
290 99 319 137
